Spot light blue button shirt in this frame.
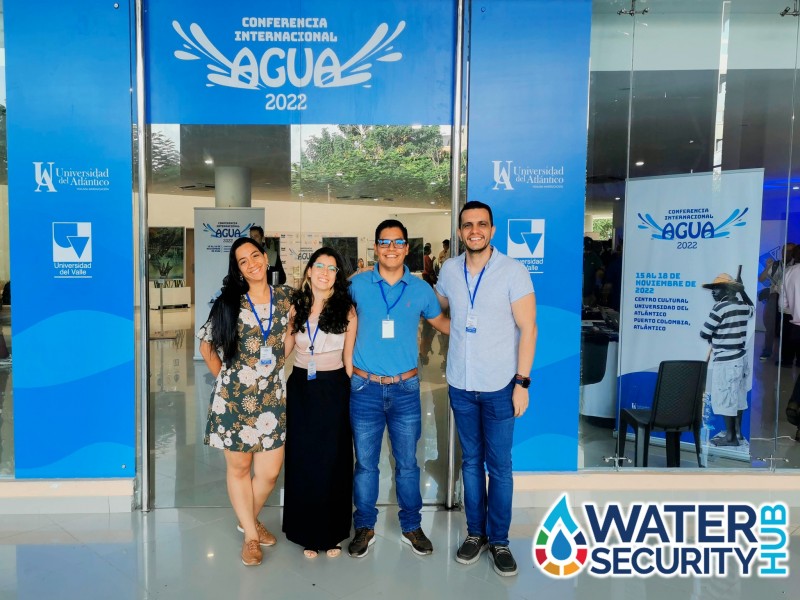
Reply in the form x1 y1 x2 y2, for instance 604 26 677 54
436 248 534 392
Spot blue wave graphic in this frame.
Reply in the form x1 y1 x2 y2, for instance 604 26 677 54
512 434 578 471
534 304 580 369
16 442 134 479
14 310 134 388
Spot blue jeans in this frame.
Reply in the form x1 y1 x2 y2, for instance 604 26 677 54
449 380 515 546
350 374 422 533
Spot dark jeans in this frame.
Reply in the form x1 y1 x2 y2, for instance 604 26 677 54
779 314 800 365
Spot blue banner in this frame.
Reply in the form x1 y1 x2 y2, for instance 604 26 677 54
146 0 456 125
466 0 591 470
6 1 135 477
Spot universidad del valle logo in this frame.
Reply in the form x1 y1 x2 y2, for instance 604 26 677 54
533 494 789 578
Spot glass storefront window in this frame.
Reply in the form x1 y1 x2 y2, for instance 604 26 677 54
581 0 800 472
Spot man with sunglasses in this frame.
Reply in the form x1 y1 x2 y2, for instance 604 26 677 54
435 200 537 577
347 219 450 558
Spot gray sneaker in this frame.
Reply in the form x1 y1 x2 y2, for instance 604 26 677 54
455 534 488 564
348 528 375 558
401 528 433 555
489 544 518 576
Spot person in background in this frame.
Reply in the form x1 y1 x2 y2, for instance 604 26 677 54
249 226 287 285
197 237 291 567
437 239 450 272
761 243 795 363
282 248 357 559
422 243 437 286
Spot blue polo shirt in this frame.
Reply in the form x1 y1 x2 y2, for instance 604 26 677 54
350 265 441 375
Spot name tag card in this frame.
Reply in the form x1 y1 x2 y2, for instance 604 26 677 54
382 319 395 339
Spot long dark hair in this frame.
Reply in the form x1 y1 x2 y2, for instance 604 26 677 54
291 247 354 335
209 237 264 366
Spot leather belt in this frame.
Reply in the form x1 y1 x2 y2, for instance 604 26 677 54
352 367 418 385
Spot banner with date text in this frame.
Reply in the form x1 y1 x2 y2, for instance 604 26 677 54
620 170 764 457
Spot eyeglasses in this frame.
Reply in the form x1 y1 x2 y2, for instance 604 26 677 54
376 239 408 248
312 262 339 273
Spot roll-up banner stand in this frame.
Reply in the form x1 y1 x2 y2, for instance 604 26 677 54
620 170 764 462
466 0 592 470
194 208 265 360
6 1 135 477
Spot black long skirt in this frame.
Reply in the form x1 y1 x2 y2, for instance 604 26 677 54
282 367 353 550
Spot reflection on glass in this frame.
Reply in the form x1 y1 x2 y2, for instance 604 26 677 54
150 123 454 506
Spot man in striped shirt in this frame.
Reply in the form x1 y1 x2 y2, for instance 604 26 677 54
700 273 754 447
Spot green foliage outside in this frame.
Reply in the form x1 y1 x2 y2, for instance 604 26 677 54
293 125 452 203
593 217 613 240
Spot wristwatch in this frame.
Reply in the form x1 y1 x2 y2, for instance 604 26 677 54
514 374 531 389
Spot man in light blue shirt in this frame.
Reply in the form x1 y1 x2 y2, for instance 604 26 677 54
435 200 537 577
347 219 450 558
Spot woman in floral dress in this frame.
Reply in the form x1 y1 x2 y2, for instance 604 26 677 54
198 237 291 567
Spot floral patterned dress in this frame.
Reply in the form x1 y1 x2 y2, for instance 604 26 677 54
197 286 291 452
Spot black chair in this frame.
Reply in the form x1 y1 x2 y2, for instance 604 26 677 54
580 330 609 386
617 360 707 468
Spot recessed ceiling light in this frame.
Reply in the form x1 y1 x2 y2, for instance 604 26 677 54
614 197 621 200
204 159 213 165
794 186 799 190
635 161 645 166
429 201 435 205
689 140 695 144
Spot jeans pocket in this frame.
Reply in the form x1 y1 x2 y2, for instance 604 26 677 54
400 376 420 393
351 373 369 392
487 392 515 421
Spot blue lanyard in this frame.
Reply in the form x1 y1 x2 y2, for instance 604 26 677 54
245 288 273 344
378 280 406 318
463 259 487 311
306 319 320 355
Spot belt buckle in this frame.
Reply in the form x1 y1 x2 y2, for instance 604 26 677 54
377 374 396 385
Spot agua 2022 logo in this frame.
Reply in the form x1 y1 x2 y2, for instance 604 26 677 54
172 18 405 104
637 207 748 241
533 495 789 578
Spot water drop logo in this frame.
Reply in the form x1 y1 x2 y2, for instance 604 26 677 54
533 494 589 578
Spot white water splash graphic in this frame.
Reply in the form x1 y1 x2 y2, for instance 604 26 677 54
172 20 405 89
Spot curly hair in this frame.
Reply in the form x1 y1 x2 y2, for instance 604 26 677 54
291 247 354 335
208 237 260 367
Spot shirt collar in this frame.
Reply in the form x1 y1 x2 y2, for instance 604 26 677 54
371 263 411 285
459 245 497 271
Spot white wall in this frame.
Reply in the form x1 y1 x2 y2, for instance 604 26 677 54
147 191 451 274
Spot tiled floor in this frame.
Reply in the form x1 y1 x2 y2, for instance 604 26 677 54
4 308 800 596
0 505 799 599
